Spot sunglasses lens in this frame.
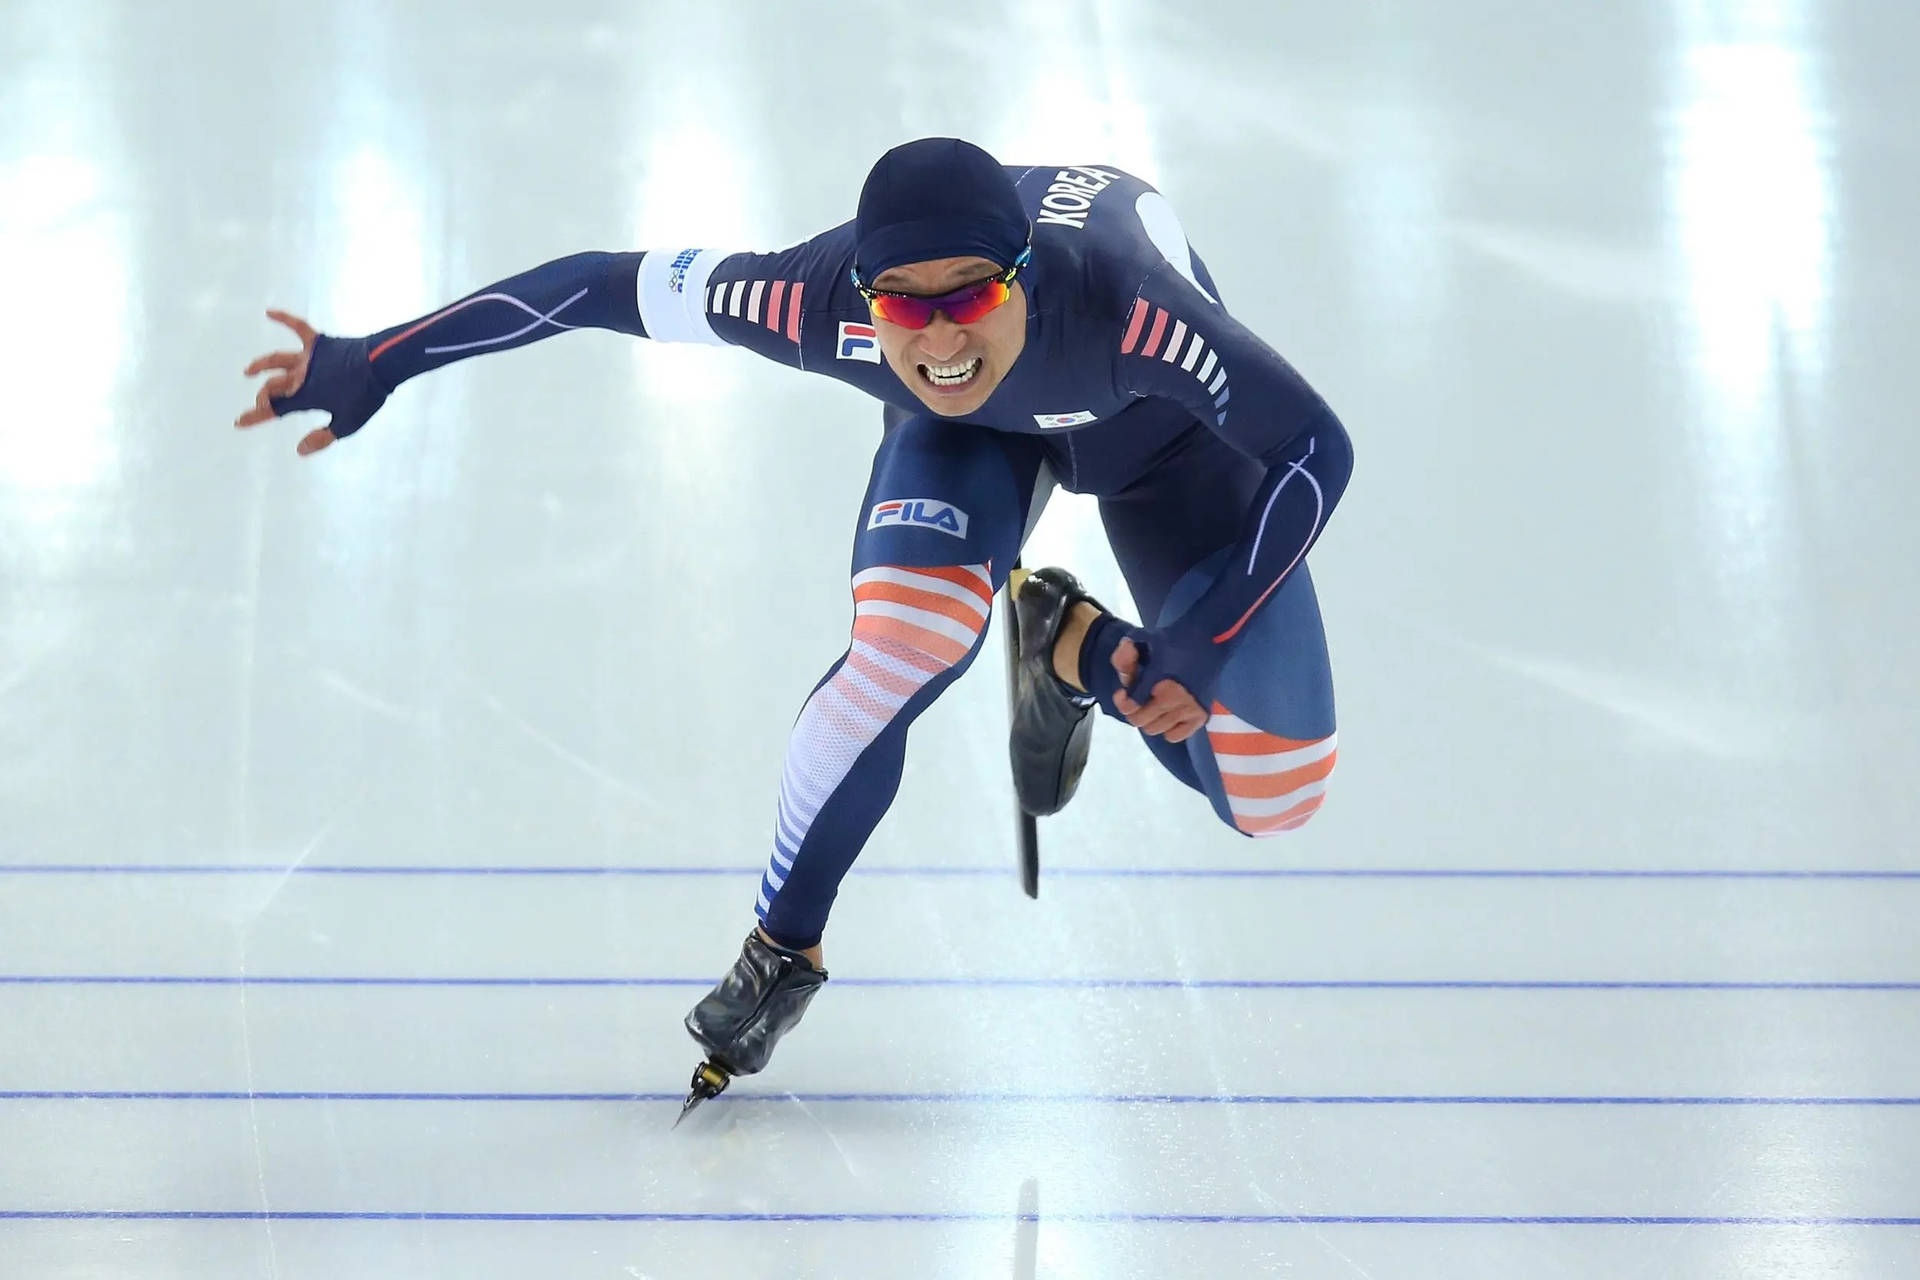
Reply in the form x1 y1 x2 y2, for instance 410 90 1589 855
943 279 1011 324
868 293 937 328
865 275 1013 329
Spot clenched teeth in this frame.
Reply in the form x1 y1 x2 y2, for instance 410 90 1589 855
920 357 982 387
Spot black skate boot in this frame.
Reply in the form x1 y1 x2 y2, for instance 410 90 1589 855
1008 567 1106 817
676 931 828 1124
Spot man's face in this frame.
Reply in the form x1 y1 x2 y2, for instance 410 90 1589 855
868 255 1028 417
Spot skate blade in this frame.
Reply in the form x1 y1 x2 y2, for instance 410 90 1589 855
673 1060 732 1129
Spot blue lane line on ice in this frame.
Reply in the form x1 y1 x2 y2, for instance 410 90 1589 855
2 976 1917 990
5 1090 1918 1106
3 1211 1915 1225
1 863 1917 880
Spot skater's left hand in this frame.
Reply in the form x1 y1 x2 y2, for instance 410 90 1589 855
1111 637 1208 743
236 310 390 455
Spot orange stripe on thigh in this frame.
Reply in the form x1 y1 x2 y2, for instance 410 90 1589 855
1209 730 1330 756
1219 752 1338 799
894 564 994 608
1208 702 1330 751
852 581 988 631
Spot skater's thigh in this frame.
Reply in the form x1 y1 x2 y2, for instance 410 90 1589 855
857 414 1047 583
1100 425 1337 831
1174 549 1338 835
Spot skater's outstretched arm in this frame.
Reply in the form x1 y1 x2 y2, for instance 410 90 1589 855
236 251 651 454
236 228 857 453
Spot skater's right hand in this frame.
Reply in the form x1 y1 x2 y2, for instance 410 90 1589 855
235 310 390 455
1111 636 1208 744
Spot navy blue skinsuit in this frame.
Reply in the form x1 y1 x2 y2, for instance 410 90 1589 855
271 162 1353 949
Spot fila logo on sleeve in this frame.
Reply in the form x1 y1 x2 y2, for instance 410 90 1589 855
867 499 970 538
837 321 881 363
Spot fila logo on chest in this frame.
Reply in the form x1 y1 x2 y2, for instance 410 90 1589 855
837 321 881 362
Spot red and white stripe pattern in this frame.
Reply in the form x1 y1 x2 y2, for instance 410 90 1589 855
757 563 994 919
1206 703 1336 835
707 277 804 342
1120 298 1230 426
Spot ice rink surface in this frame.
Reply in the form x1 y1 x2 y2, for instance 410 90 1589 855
3 0 1918 1275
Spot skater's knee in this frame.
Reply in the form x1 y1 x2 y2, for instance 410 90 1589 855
1207 716 1338 837
850 562 994 674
